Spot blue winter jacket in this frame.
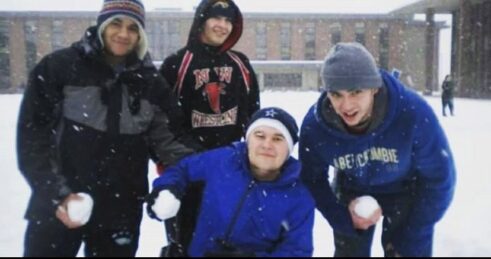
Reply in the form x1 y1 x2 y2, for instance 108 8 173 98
153 142 315 257
299 71 456 256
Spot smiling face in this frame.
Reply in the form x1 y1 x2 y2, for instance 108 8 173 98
247 126 290 181
200 16 233 46
102 16 140 63
327 88 379 128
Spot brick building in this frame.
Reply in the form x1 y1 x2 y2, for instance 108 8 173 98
0 10 443 92
393 0 491 99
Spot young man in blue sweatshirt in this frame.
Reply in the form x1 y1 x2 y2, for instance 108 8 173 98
300 42 456 257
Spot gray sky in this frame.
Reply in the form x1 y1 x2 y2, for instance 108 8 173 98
2 0 420 13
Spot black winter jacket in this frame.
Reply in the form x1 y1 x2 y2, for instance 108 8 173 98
17 26 193 220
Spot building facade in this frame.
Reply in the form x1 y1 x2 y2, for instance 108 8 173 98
393 0 491 99
0 11 441 92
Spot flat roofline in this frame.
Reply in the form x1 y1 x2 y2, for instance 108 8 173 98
0 11 409 21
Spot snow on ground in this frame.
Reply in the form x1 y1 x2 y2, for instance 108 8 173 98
1 91 490 256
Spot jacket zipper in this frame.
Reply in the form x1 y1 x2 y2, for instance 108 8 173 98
220 179 256 247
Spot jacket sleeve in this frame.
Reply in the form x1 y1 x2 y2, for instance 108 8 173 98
258 192 315 257
242 54 260 118
392 103 456 256
157 53 205 152
299 111 358 236
159 54 179 88
151 150 213 198
146 74 196 167
442 81 449 91
17 54 72 209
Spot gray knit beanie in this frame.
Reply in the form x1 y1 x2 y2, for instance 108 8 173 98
322 42 382 91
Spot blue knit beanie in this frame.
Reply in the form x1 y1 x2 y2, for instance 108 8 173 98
246 107 299 153
322 42 382 91
96 0 148 60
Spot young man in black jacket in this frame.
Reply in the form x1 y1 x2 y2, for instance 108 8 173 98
16 0 193 256
157 0 260 255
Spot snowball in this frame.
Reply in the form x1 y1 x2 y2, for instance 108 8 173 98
151 190 181 221
353 195 379 219
67 192 93 225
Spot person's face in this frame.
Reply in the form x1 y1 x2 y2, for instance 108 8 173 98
200 16 233 46
247 126 290 181
102 17 140 58
327 88 379 128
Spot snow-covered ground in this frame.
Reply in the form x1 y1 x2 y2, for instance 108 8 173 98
1 91 490 257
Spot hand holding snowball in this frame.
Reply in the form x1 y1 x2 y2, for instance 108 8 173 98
56 192 93 229
348 195 382 230
67 192 93 224
150 190 181 221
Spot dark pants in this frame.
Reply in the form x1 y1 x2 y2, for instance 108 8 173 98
163 182 204 257
333 192 432 257
24 204 142 257
442 98 454 116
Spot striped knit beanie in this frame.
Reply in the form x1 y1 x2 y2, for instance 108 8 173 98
97 0 145 28
97 0 148 60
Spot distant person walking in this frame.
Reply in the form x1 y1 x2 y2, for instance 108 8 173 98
441 75 455 116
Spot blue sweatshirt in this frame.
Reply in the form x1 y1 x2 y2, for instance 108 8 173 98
299 71 456 255
153 142 315 257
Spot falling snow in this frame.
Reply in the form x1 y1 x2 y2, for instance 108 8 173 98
2 92 491 256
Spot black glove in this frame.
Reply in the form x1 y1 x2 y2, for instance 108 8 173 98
160 242 186 257
145 186 166 221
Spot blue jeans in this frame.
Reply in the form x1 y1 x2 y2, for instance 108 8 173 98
442 98 454 116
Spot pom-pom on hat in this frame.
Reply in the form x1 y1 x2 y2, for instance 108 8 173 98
246 107 299 153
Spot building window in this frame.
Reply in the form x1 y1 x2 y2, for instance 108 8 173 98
166 21 180 58
264 73 301 88
0 19 10 89
379 23 389 70
148 20 164 60
304 22 316 60
330 23 342 46
24 20 38 74
52 20 64 51
280 22 291 60
147 20 180 61
256 22 267 60
355 22 365 46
